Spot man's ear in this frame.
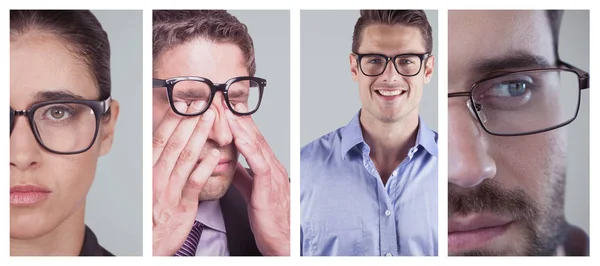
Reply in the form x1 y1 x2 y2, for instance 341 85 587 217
423 55 435 84
99 99 120 156
350 53 359 82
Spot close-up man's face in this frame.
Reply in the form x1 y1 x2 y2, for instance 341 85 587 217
153 38 248 201
448 10 568 255
350 23 433 123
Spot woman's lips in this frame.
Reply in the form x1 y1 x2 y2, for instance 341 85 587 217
10 184 51 206
448 213 513 254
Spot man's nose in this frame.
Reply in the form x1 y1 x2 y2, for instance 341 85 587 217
207 93 233 147
379 59 402 83
448 100 497 187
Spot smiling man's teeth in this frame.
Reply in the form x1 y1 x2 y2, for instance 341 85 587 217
378 90 402 96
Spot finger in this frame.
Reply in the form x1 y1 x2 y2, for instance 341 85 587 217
181 148 220 206
225 113 272 190
231 162 253 203
153 102 186 165
155 103 205 181
225 107 288 185
170 109 216 194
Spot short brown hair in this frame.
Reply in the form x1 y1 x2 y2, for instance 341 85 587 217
153 10 256 76
352 10 433 54
546 10 564 62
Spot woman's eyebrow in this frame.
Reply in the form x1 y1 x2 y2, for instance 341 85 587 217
34 90 85 101
470 51 552 75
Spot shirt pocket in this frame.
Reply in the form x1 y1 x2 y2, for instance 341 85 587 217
305 216 364 256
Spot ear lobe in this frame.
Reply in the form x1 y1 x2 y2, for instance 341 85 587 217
423 55 435 84
349 53 359 82
99 99 120 156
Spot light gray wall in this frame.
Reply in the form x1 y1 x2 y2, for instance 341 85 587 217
300 10 439 146
561 10 589 235
85 10 143 256
228 10 291 173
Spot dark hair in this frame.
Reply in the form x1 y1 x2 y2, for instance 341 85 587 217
546 10 564 62
153 10 256 76
10 10 111 103
352 10 433 53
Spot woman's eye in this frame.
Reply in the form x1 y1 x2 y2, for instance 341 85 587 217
45 107 72 120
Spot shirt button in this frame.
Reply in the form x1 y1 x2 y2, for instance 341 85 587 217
385 253 393 256
385 210 391 216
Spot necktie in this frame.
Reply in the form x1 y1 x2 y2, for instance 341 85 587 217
174 221 204 256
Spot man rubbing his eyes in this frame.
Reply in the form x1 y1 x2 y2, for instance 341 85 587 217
151 10 290 257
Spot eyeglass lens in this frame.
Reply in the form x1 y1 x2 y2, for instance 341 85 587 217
360 54 423 76
171 79 261 115
471 70 580 135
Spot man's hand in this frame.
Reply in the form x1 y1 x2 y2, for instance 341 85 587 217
225 104 290 256
152 103 218 256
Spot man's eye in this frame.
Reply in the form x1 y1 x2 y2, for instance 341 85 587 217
490 81 529 97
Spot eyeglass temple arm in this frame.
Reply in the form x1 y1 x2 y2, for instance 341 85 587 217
153 78 167 88
560 60 589 90
103 96 112 113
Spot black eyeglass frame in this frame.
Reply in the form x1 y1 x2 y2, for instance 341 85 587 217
153 76 267 117
10 96 112 155
447 61 590 137
352 52 431 77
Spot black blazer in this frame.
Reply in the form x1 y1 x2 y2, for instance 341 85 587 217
219 185 262 256
79 225 114 256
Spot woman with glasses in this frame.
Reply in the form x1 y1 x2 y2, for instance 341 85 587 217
10 10 119 256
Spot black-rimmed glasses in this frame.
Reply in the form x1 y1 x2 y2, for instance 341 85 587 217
353 52 430 77
153 76 266 116
10 97 112 154
448 61 589 136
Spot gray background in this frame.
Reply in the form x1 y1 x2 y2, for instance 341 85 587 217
85 10 143 256
561 10 589 235
300 10 439 146
228 10 291 172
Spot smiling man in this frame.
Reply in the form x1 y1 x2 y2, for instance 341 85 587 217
448 10 589 256
301 10 437 256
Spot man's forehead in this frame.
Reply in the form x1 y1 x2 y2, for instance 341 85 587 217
449 10 554 86
154 38 248 81
359 23 425 54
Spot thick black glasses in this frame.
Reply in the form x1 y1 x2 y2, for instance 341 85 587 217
10 97 112 154
153 76 266 116
448 61 589 136
353 52 430 77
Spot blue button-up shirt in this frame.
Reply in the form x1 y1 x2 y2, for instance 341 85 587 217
300 112 438 256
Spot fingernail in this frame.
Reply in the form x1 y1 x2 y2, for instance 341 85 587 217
211 149 220 156
202 109 214 121
174 102 187 113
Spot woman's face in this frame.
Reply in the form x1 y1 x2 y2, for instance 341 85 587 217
10 31 117 239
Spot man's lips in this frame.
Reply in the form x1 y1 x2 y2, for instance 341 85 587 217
375 88 407 97
448 213 512 232
448 213 513 253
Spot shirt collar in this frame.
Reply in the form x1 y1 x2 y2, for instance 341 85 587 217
196 200 227 233
415 116 438 158
340 111 366 159
340 110 438 159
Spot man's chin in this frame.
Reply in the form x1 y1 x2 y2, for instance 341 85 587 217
197 173 234 201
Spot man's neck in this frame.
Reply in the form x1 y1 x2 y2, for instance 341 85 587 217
10 205 86 256
359 109 420 185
